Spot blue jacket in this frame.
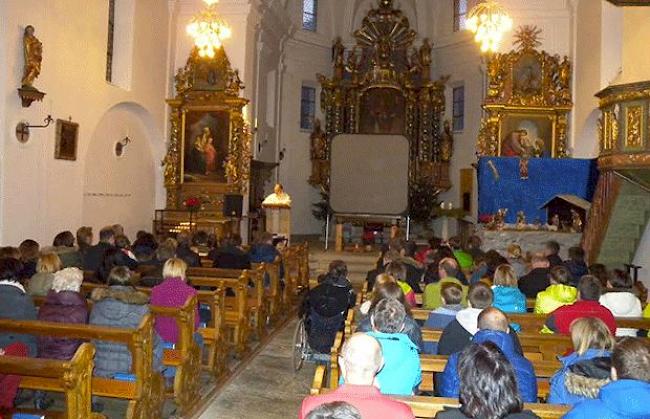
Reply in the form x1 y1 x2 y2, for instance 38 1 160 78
492 286 527 313
366 331 421 396
249 244 284 278
438 329 537 402
564 379 650 419
548 348 611 405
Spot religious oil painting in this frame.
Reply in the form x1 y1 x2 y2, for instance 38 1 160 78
499 114 553 158
54 119 79 161
513 53 543 96
359 88 406 135
182 110 230 183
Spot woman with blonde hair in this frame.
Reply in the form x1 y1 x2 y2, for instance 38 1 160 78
27 253 63 296
150 258 200 345
548 317 615 405
491 264 526 313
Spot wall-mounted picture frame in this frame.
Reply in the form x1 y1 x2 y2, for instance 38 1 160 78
55 119 79 161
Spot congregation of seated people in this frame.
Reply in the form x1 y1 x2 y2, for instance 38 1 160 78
0 224 285 412
301 236 650 419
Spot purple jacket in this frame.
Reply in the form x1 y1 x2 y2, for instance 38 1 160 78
150 277 199 343
37 290 88 360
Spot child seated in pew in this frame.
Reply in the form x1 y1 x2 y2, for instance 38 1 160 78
385 261 417 307
89 266 164 379
599 270 642 337
437 283 523 356
545 276 616 336
35 267 88 409
423 258 467 310
423 283 464 354
534 265 577 315
491 265 527 314
548 317 615 405
437 308 537 403
435 342 540 419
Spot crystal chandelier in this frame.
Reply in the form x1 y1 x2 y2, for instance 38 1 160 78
186 0 232 59
466 0 513 53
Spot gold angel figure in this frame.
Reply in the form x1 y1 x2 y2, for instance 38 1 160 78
21 25 43 88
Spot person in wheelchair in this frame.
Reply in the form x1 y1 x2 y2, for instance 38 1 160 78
301 260 356 354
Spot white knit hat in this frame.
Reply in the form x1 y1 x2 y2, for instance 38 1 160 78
52 267 83 293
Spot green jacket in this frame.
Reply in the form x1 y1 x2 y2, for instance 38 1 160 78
423 277 467 310
534 284 577 314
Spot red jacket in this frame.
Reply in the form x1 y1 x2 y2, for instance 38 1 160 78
546 300 617 335
0 342 28 410
300 384 415 419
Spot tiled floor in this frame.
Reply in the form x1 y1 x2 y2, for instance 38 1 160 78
198 318 317 419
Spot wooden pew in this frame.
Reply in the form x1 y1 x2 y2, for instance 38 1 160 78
0 316 165 419
252 259 283 323
187 268 257 356
149 295 201 416
78 281 228 380
0 343 100 419
282 245 304 304
421 328 572 362
411 308 650 332
310 365 569 419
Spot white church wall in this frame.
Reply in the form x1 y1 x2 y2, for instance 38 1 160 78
0 0 169 245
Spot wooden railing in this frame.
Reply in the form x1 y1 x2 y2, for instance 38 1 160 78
582 170 622 264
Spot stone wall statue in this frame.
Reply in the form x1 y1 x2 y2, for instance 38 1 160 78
22 25 43 88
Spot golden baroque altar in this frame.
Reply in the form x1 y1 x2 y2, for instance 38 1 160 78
311 0 452 193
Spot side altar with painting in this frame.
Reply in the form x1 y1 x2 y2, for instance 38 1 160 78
157 46 252 238
476 26 597 241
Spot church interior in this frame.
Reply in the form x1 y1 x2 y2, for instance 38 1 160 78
1 0 650 418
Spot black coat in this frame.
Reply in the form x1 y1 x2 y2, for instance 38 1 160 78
436 319 522 356
212 245 251 270
518 268 551 299
176 244 201 268
83 242 114 272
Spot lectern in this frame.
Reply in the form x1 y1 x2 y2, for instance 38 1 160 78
262 184 292 245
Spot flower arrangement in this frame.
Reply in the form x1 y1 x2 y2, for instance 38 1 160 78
183 196 202 210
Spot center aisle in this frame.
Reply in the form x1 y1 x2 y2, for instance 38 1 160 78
198 318 317 419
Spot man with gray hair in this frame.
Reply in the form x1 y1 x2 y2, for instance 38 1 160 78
299 333 414 419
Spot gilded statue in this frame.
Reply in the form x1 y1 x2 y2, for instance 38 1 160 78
346 47 362 84
440 120 454 162
419 38 432 80
310 119 328 161
558 56 571 102
332 37 345 79
21 25 43 88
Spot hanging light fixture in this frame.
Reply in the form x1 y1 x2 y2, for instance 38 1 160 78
466 0 513 53
186 0 232 59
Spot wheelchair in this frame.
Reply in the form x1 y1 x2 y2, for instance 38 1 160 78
292 308 346 372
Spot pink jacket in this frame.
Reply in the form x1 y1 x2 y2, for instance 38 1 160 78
150 277 199 343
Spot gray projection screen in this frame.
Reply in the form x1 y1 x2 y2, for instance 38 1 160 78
329 134 409 215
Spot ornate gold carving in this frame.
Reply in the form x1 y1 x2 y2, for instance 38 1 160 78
164 46 250 210
316 0 449 192
625 105 643 148
478 26 572 158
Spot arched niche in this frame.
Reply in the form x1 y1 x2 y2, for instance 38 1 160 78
81 102 161 238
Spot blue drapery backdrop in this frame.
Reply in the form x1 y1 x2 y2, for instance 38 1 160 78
477 157 599 224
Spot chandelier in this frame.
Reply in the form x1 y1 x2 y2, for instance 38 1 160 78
466 0 513 53
186 0 232 59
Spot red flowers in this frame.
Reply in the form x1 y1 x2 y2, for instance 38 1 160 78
183 197 201 209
